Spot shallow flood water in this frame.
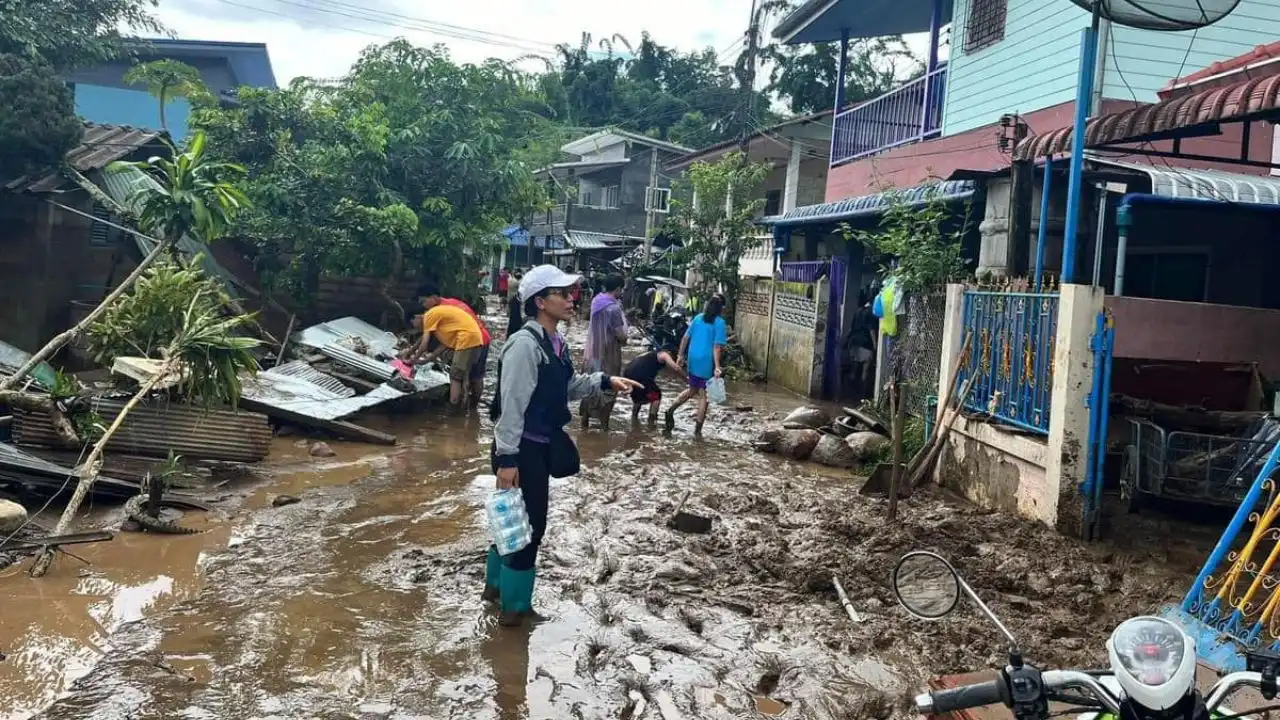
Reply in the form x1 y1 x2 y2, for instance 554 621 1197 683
3 316 1210 720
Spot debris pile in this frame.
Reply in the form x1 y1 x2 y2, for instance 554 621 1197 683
755 404 893 468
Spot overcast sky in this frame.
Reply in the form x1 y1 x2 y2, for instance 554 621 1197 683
151 0 764 84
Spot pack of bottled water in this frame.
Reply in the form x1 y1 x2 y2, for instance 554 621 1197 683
483 482 532 556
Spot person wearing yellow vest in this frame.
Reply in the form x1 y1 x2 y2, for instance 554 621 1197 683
400 283 488 411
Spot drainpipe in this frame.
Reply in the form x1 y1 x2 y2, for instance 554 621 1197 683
1061 10 1103 283
1114 201 1131 296
1034 157 1052 291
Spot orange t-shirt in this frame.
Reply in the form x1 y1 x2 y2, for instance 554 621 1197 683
441 298 491 345
422 304 484 350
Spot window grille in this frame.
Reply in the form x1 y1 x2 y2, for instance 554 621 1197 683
963 0 1007 53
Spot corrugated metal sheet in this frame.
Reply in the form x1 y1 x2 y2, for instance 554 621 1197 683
13 399 271 463
762 180 977 227
243 375 406 421
1015 74 1280 160
564 231 644 250
0 340 31 375
296 317 400 357
320 344 396 381
0 443 138 499
1091 156 1280 204
4 123 165 194
265 360 355 397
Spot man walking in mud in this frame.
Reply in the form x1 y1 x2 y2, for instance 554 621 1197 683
400 283 490 412
581 274 628 430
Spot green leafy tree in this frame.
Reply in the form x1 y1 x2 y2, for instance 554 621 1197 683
661 152 771 313
0 0 161 177
193 40 550 315
124 59 215 131
763 37 921 116
841 183 974 291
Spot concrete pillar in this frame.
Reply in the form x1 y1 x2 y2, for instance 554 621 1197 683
934 283 968 426
977 178 1011 277
1044 283 1105 535
783 140 802 213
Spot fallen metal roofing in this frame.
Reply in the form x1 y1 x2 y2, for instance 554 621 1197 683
13 398 272 463
0 443 138 499
1015 75 1280 160
240 360 446 422
1091 156 1280 204
761 180 977 227
4 123 165 194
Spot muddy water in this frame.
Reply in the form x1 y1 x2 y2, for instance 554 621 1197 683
5 318 1213 720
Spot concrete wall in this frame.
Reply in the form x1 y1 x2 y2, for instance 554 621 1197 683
735 278 774 371
934 283 1103 533
1108 296 1280 378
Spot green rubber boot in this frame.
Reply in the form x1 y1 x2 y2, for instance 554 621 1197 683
481 547 501 603
498 566 536 627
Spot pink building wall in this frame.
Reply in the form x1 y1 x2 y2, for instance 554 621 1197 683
1107 295 1280 379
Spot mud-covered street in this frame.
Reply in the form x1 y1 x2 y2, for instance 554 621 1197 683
1 318 1212 720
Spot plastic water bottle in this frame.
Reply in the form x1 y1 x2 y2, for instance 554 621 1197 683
484 482 532 556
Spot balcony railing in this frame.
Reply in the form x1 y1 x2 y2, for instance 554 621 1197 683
831 64 947 166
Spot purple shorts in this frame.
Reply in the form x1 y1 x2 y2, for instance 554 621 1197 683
687 375 708 390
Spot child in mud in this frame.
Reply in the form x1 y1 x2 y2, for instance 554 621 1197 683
486 265 641 627
665 293 727 437
623 343 685 426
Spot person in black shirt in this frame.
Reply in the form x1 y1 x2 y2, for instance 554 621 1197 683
623 344 685 425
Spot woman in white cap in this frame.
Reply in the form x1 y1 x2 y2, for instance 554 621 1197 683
484 265 641 626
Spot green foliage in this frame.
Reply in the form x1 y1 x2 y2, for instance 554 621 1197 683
48 369 82 401
192 40 550 303
661 152 772 311
0 55 83 178
86 260 261 406
762 37 920 116
841 183 974 291
108 130 251 243
124 59 215 130
0 0 159 176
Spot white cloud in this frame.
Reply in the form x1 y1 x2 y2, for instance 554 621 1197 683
151 0 757 84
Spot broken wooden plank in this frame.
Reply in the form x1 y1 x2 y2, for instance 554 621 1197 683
0 530 114 552
240 398 397 446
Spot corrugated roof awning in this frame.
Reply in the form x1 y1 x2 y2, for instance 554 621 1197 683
4 122 165 194
1092 156 1280 204
563 231 644 250
1014 75 1280 160
760 180 977 227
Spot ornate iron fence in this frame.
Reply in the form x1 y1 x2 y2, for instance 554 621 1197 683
956 290 1059 434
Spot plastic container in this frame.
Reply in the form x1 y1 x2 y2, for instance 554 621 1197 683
707 377 727 405
484 483 532 556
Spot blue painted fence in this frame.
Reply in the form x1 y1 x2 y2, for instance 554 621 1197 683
956 290 1059 435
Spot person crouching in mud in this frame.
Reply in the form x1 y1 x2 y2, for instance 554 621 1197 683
624 343 685 426
485 265 641 627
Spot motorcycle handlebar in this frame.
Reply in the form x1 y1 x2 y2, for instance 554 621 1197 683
914 680 1003 715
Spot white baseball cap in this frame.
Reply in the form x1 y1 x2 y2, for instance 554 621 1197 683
518 265 582 302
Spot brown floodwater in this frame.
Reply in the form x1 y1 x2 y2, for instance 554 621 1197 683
1 317 1218 720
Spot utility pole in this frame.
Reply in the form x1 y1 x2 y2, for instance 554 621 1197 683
737 0 762 151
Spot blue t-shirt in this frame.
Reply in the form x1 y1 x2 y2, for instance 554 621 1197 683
684 313 727 380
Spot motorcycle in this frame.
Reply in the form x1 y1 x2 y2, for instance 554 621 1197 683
893 550 1280 719
643 309 688 352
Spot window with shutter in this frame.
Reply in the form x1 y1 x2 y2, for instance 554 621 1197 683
89 202 113 246
963 0 1008 54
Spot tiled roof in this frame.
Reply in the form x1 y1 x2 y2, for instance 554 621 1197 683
761 180 977 227
1161 41 1280 96
4 122 165 194
1015 75 1280 160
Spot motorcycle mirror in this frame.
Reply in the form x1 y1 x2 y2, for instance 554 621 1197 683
893 551 961 619
893 551 1022 657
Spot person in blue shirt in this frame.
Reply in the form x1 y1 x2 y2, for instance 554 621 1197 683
665 293 727 437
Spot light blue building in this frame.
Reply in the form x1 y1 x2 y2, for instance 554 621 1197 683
68 39 277 139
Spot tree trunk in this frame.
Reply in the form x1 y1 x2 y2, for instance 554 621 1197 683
0 390 80 447
0 236 175 392
29 359 176 577
379 237 406 330
64 167 135 223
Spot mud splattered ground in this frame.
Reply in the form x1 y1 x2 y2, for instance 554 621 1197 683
2 312 1214 720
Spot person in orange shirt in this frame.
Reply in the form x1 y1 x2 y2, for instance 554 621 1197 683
400 283 489 411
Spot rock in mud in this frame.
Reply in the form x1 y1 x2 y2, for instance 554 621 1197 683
773 429 821 461
810 434 860 468
844 431 890 460
272 494 302 507
0 499 27 534
755 425 787 452
309 441 337 458
782 405 831 430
